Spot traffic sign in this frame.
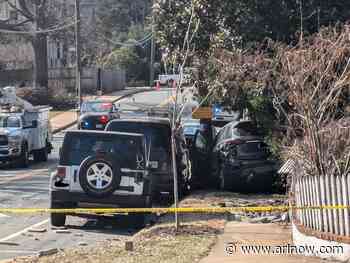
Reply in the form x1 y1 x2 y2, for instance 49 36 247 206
192 107 212 119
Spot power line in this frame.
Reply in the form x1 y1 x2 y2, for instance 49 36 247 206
0 21 77 35
82 22 153 48
98 32 153 47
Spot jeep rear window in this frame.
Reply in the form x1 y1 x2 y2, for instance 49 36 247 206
60 134 144 168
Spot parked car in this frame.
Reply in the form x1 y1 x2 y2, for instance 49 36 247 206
105 118 191 202
79 100 120 130
211 120 277 193
0 86 52 167
50 130 151 227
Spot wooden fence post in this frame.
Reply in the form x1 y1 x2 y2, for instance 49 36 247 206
310 176 317 230
298 177 305 225
320 174 328 233
337 175 345 236
331 175 340 235
301 177 309 227
325 174 334 234
344 174 350 236
315 175 323 232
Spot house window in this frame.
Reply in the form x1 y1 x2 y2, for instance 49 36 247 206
9 10 17 21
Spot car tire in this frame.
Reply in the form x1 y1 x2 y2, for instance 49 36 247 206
79 155 122 198
128 213 147 229
219 169 229 191
50 202 66 227
18 143 29 168
33 146 48 163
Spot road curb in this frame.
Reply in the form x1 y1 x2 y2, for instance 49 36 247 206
52 88 152 134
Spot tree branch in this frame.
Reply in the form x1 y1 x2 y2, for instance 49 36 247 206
0 18 29 31
4 0 34 22
17 0 35 20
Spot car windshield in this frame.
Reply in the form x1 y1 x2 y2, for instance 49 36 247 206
62 134 145 168
81 102 113 113
0 116 21 128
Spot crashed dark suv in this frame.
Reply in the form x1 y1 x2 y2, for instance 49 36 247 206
50 130 151 227
211 120 277 193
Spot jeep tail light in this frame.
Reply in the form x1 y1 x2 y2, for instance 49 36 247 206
57 166 66 180
99 115 109 125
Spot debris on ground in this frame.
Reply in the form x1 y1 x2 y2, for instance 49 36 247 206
28 228 47 233
0 241 19 246
160 191 289 225
7 191 287 263
54 230 71 234
38 248 59 257
10 221 223 263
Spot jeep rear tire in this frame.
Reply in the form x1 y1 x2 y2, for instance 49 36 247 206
18 143 29 168
219 169 229 191
33 147 48 162
79 155 121 198
128 213 147 228
50 202 66 227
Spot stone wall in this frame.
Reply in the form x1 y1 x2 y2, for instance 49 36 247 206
0 67 126 93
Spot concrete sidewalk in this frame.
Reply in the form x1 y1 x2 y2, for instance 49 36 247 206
200 222 324 263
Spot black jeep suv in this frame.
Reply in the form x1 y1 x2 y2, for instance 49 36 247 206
50 130 151 227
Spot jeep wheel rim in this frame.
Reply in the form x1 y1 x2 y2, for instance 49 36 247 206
86 163 113 190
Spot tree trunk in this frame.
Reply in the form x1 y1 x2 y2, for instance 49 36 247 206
32 34 48 91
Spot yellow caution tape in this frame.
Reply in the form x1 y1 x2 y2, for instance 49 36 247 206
0 205 349 214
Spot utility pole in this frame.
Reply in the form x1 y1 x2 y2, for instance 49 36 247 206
75 0 82 120
32 4 38 90
149 3 155 87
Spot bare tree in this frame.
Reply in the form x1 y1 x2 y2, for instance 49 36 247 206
0 0 68 90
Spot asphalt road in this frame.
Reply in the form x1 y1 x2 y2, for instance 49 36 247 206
0 88 176 261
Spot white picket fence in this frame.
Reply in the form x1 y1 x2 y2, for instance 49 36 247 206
293 174 350 236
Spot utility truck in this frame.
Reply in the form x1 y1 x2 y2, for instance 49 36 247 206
0 86 53 167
